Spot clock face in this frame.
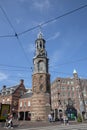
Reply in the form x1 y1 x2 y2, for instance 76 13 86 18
39 61 44 71
39 48 45 55
13 101 17 106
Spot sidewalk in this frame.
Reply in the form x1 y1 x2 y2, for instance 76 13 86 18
13 120 61 129
9 120 85 129
0 120 87 129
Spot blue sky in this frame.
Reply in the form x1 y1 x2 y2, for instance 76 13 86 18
0 0 87 89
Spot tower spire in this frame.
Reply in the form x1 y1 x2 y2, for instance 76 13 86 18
31 30 51 121
37 25 43 39
73 69 78 78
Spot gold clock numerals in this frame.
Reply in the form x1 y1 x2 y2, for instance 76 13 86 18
13 101 17 106
39 48 44 55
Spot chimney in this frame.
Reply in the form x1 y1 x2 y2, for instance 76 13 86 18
20 79 24 85
3 85 6 89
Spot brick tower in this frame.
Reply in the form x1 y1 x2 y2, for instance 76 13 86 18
31 32 51 121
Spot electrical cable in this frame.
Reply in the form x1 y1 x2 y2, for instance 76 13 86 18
18 4 87 36
0 5 30 63
0 64 29 69
0 56 87 71
49 57 87 68
0 4 87 80
0 34 15 38
0 68 29 72
0 4 87 38
0 5 16 34
0 65 29 69
16 35 30 63
0 55 86 73
50 70 87 78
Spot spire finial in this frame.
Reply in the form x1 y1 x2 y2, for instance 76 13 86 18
73 69 77 74
37 25 43 39
39 24 42 32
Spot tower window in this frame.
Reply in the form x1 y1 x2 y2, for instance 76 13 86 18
40 42 42 48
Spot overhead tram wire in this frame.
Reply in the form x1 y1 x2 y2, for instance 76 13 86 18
0 56 87 73
15 33 31 63
18 4 87 36
0 4 87 66
16 36 30 63
0 5 30 63
0 4 87 38
49 57 87 68
0 5 16 34
1 68 29 73
0 34 15 38
0 64 29 69
0 55 86 71
0 55 86 70
50 70 87 78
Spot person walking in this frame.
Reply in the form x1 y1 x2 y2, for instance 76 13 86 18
66 116 69 125
63 114 66 125
48 114 52 122
63 114 69 125
6 114 13 129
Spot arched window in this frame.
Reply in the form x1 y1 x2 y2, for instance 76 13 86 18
40 41 42 48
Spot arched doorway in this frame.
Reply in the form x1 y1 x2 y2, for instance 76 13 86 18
58 109 63 121
65 105 77 120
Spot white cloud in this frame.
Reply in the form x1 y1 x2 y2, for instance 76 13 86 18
0 72 8 81
47 32 60 41
33 0 50 10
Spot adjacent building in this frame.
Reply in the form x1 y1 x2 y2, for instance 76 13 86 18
51 70 87 120
0 79 26 118
18 89 32 120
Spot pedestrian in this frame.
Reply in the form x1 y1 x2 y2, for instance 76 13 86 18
63 114 66 125
4 114 10 128
48 114 52 122
6 114 13 129
66 116 69 125
63 114 69 125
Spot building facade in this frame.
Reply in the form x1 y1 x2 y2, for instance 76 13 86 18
0 79 26 118
18 89 32 120
51 70 87 120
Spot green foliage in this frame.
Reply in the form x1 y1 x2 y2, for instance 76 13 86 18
77 113 82 122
